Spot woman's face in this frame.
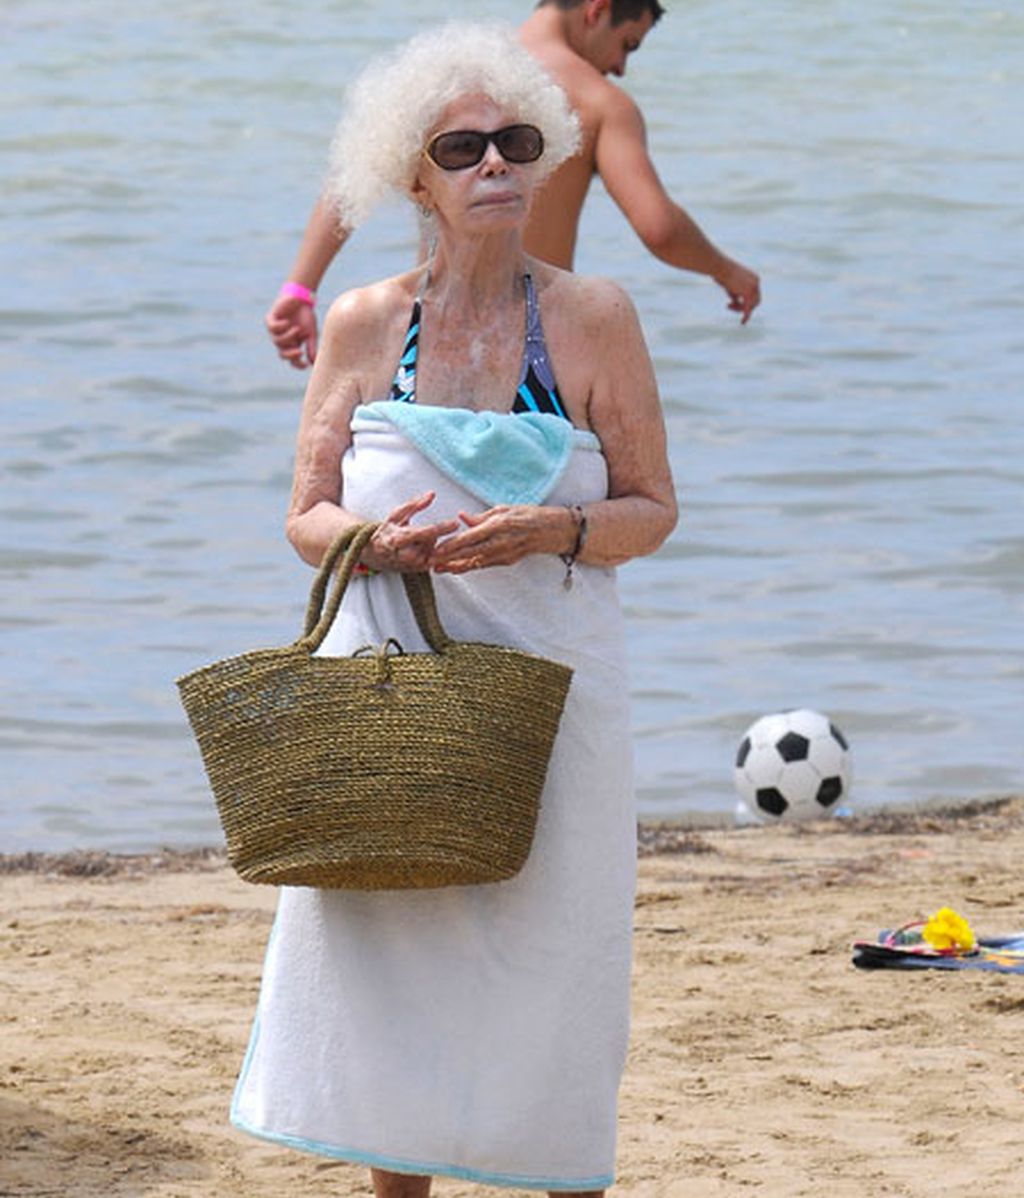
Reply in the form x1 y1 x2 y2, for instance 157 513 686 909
413 94 540 235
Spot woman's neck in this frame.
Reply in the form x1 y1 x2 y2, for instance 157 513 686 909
424 229 528 318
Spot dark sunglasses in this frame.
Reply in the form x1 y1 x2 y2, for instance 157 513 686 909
425 124 544 171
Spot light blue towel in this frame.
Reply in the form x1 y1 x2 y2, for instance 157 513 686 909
355 401 599 507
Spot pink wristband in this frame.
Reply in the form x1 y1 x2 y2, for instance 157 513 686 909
280 281 316 306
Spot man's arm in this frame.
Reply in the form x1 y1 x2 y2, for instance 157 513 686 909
265 196 350 369
594 91 761 323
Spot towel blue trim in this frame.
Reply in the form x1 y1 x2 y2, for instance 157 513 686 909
354 401 599 508
229 1113 613 1193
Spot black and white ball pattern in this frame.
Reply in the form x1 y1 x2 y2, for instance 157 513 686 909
734 709 852 821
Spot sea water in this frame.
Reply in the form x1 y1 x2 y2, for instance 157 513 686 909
2 0 1021 850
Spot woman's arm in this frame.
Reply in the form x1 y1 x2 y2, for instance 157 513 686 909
571 279 678 566
286 289 458 570
285 294 364 565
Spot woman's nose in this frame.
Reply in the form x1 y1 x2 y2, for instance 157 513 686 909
480 142 508 174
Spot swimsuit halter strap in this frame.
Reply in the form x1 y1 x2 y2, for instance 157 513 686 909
523 271 542 340
390 263 566 420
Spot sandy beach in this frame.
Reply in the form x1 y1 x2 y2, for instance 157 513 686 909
4 801 1024 1197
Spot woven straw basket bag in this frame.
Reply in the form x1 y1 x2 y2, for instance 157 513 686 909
177 523 573 890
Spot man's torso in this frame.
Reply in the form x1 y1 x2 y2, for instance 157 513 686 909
519 30 613 269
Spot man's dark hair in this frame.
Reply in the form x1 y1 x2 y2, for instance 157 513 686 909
539 0 666 26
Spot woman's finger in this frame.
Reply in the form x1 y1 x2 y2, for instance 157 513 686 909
384 491 437 526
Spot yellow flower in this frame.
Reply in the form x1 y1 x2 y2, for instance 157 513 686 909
922 907 976 953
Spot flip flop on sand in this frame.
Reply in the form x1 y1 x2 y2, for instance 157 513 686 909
853 916 1024 974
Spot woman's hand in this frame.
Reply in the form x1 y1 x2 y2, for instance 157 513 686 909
362 492 460 573
431 505 575 574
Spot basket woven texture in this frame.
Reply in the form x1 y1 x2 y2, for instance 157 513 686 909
177 523 573 890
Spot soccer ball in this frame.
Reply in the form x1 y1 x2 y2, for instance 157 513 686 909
734 709 852 822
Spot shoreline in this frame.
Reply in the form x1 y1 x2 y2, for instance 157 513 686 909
4 794 1022 878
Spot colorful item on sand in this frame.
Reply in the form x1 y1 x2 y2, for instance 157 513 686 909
852 908 1024 973
921 907 976 953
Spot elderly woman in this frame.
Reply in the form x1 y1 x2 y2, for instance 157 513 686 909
231 23 677 1198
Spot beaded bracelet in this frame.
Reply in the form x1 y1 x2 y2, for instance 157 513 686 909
560 504 588 591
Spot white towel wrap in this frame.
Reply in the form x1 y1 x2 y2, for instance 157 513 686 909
231 413 636 1191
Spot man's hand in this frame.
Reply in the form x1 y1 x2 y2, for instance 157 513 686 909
266 294 319 370
715 260 761 325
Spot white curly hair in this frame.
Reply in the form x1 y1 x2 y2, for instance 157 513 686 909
326 23 581 229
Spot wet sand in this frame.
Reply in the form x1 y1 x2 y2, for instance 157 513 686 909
4 800 1024 1196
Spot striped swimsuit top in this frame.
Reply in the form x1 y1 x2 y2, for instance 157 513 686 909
389 272 570 421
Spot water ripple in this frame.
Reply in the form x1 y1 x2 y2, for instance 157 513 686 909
2 0 1022 848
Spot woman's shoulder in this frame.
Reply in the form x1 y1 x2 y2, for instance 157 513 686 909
321 270 422 344
532 263 639 337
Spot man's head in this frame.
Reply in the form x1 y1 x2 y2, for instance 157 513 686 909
540 0 664 77
540 0 665 24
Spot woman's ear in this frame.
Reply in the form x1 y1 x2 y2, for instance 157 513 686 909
409 172 433 214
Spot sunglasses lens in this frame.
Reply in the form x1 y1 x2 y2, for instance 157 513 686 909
495 125 544 163
429 131 488 170
427 125 545 170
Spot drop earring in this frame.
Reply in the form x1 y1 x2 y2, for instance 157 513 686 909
417 205 438 260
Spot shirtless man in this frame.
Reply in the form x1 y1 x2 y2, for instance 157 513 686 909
267 0 761 369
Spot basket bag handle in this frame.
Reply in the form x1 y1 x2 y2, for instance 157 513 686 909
297 522 453 655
